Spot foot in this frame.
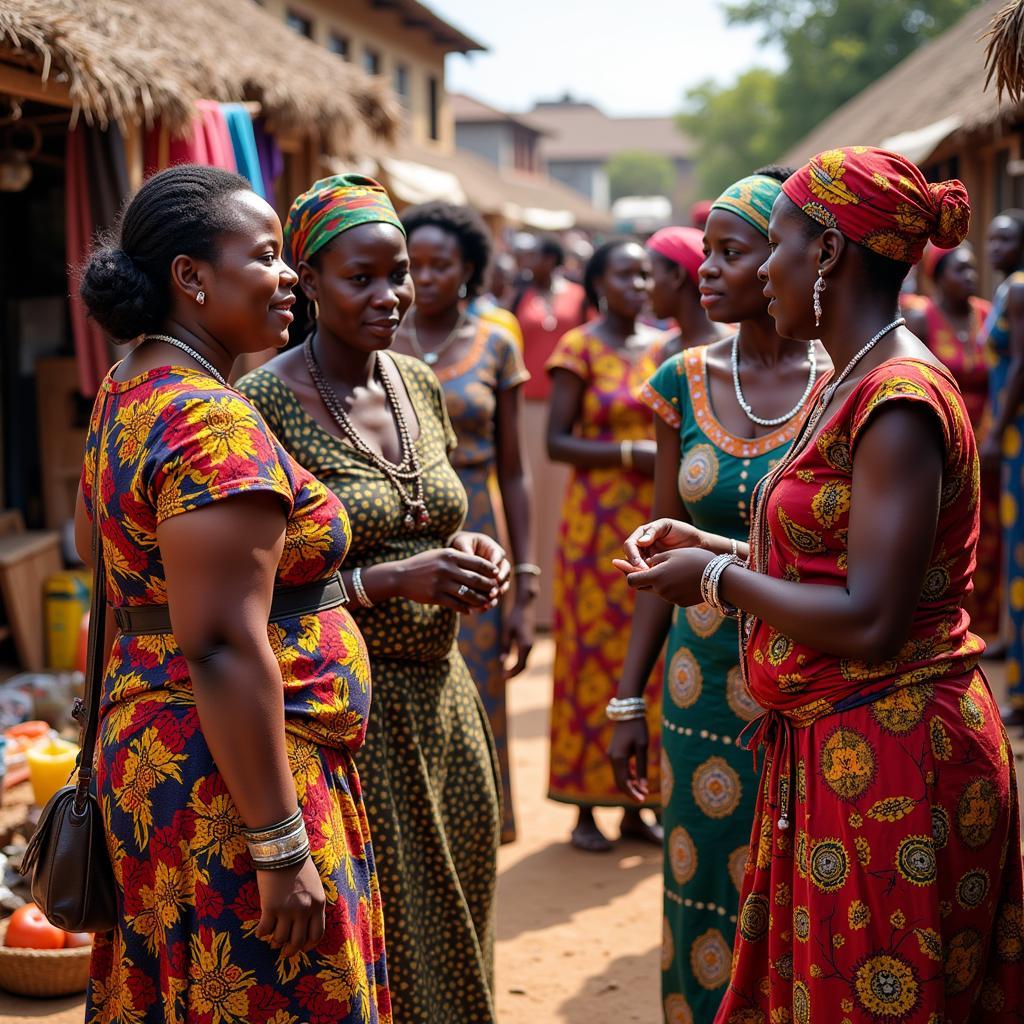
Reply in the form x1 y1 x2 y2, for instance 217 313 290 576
570 815 613 853
620 809 664 846
1000 704 1024 730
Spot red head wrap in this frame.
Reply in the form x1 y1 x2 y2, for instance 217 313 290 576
919 242 956 283
689 200 713 230
647 226 705 287
781 147 971 265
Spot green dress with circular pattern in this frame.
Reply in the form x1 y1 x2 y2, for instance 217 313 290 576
238 353 501 1024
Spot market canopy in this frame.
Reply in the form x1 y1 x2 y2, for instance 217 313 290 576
0 0 401 149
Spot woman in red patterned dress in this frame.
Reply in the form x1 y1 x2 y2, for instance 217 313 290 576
616 148 1024 1022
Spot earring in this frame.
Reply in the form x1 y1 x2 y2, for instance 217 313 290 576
458 282 468 300
812 272 825 329
598 295 608 315
310 299 319 322
196 290 205 306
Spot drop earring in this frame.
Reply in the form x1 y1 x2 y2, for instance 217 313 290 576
598 294 608 316
458 282 468 300
196 290 205 305
812 272 825 329
310 299 319 322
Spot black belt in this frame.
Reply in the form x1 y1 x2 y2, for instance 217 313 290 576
113 573 347 636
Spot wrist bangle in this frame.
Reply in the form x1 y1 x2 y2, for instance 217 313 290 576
244 810 311 870
606 696 647 721
620 439 634 471
352 567 373 608
514 563 542 576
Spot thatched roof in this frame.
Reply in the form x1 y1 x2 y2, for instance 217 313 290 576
782 0 1020 166
0 0 401 147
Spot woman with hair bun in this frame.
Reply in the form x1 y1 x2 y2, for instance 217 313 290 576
617 148 1024 1021
75 165 390 1022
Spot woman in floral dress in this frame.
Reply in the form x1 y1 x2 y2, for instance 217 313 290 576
619 148 1024 1022
76 165 389 1023
546 238 667 851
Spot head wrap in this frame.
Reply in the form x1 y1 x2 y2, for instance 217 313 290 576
284 174 404 268
710 175 784 238
647 226 705 287
780 147 970 265
919 242 957 283
689 199 713 230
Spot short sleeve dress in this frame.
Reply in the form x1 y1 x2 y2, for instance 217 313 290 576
640 345 801 1023
238 352 501 1024
82 365 389 1024
431 317 529 843
716 359 1024 1023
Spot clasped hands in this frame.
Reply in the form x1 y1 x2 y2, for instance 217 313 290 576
612 518 716 606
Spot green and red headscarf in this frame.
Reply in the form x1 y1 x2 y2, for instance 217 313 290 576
781 146 970 265
284 173 404 268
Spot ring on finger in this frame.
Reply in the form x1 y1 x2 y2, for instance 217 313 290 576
457 584 469 597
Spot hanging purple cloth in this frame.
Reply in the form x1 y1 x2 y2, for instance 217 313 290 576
253 119 284 210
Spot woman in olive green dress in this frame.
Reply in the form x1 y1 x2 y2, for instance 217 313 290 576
239 175 506 1024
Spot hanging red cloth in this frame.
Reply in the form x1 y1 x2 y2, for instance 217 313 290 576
144 100 239 174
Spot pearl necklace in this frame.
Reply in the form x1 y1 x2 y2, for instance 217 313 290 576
143 334 227 386
303 338 429 528
731 335 817 427
407 307 469 366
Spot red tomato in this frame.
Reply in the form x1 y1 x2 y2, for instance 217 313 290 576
62 931 93 948
4 904 66 949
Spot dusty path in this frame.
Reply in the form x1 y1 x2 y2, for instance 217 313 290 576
0 637 662 1023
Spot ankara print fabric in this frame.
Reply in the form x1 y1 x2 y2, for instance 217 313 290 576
80 365 389 1024
546 325 666 807
433 318 529 842
715 360 1024 1023
641 345 799 1024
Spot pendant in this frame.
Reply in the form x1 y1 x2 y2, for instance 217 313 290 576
543 314 558 332
424 352 439 366
417 507 430 526
404 513 414 527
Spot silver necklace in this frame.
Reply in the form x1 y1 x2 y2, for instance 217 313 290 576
819 316 905 408
731 336 817 427
408 306 469 366
143 334 227 386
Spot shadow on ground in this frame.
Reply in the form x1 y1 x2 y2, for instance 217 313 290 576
555 946 661 1024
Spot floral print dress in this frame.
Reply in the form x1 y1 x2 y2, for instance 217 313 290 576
82 366 389 1024
546 325 665 806
716 360 1024 1024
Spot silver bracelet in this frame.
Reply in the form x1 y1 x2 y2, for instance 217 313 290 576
514 563 542 576
244 810 311 870
606 696 647 722
351 567 373 608
700 554 742 617
243 808 302 843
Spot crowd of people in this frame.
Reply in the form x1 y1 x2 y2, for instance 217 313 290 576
72 145 1023 1024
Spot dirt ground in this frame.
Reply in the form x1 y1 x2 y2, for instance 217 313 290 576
0 637 662 1024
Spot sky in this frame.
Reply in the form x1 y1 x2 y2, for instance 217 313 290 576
433 0 784 118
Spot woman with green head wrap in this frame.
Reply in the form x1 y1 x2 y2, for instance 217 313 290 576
238 174 506 1024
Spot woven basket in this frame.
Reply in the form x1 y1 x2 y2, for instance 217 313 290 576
0 917 92 997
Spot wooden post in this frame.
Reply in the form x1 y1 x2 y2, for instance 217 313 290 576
122 118 144 191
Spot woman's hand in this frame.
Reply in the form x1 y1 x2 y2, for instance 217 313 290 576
609 718 650 802
619 548 715 606
502 599 535 678
616 518 707 572
255 856 327 958
452 532 512 607
392 547 503 613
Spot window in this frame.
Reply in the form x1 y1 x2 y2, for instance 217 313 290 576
328 33 349 60
428 74 440 141
363 47 381 75
285 10 313 38
394 63 409 100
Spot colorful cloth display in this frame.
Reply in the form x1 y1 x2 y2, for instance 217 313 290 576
222 104 266 199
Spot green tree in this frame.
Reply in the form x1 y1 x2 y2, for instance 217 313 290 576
606 150 676 200
677 67 784 197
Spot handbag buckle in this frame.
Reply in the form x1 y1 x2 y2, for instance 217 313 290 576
71 697 85 724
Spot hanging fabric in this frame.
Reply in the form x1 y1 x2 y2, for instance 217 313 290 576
221 104 266 199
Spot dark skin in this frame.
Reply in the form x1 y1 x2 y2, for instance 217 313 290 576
648 249 720 360
610 210 829 801
257 222 511 617
981 215 1024 470
904 245 980 347
546 241 663 850
614 199 949 792
393 223 536 677
75 191 329 959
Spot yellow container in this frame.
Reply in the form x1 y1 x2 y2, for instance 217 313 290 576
44 570 91 670
26 733 79 807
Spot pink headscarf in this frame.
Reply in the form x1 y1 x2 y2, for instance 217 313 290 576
647 226 705 288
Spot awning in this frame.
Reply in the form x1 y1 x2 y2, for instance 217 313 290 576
504 203 575 231
880 115 962 165
379 156 466 205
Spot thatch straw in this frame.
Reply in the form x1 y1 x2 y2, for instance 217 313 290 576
984 0 1024 102
0 0 401 147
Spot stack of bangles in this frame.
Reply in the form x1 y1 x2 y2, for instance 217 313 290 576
244 809 310 870
605 696 646 722
700 553 744 617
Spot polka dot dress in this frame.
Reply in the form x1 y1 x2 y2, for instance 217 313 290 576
239 353 501 1024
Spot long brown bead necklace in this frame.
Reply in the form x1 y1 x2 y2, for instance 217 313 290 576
304 336 429 527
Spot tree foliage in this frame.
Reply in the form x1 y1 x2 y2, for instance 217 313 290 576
606 150 676 201
682 0 980 197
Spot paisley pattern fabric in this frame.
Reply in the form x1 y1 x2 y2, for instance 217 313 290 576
82 365 389 1024
983 270 1024 709
716 359 1024 1023
641 345 799 1024
908 293 1000 635
239 354 500 1024
546 325 666 806
433 318 529 842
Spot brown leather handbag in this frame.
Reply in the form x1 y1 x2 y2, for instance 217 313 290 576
20 392 117 933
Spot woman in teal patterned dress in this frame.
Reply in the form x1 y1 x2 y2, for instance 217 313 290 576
393 201 535 843
610 169 828 1023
